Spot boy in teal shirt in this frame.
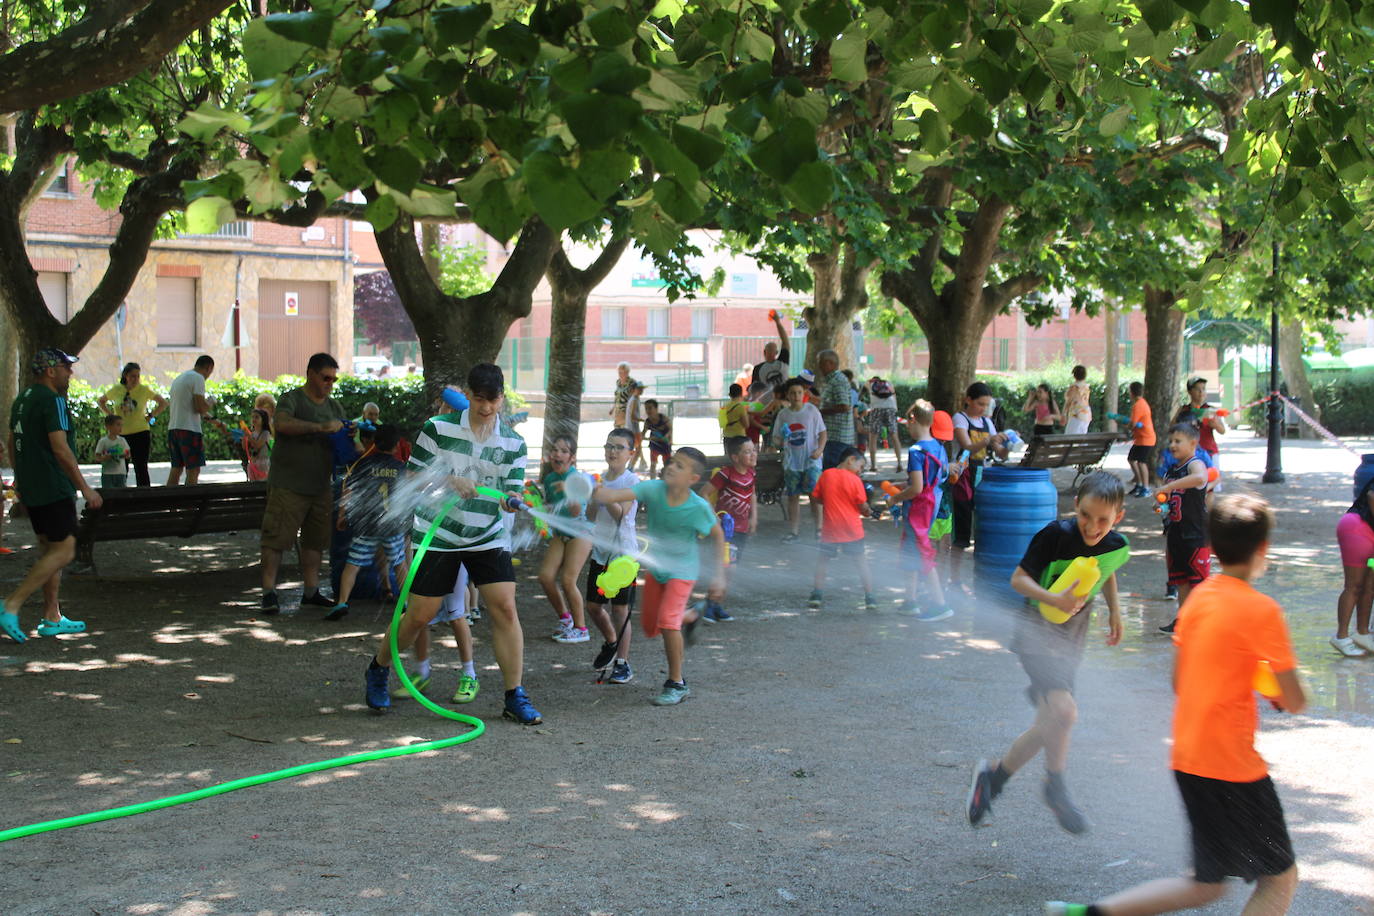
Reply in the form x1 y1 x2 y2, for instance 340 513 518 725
594 447 726 706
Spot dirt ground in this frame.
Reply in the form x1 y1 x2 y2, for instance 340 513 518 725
0 437 1371 915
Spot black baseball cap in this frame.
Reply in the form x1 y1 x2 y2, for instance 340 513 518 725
31 347 78 374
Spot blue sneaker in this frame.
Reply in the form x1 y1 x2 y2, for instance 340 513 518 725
914 606 953 622
364 661 391 712
502 686 542 725
703 601 733 622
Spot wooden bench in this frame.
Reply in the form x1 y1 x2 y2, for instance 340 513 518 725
74 481 269 573
1018 432 1121 490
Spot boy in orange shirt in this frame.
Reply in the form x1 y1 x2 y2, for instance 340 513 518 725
808 446 876 611
1045 493 1305 916
1126 381 1155 498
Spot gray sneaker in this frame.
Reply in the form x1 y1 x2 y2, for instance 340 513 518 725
652 679 690 706
1043 772 1090 834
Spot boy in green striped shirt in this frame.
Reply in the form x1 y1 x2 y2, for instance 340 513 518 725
363 364 542 725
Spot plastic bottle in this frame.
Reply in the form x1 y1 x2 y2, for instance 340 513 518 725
1038 556 1101 623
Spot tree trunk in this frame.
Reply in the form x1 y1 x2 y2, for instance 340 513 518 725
543 237 630 464
1142 286 1184 451
421 221 442 281
803 244 871 371
1103 304 1120 432
1278 317 1318 437
922 315 986 414
375 213 556 405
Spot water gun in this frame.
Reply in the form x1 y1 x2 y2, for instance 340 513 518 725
880 480 903 499
717 512 736 567
1253 660 1280 699
1039 556 1101 623
948 449 970 482
596 555 640 598
1156 468 1221 513
1105 412 1144 429
1003 429 1023 448
330 421 359 465
520 482 551 538
104 442 127 459
767 309 777 321
442 387 470 412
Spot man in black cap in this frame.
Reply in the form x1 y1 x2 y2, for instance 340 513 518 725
0 348 103 643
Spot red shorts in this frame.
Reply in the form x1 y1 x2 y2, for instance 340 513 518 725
640 575 694 638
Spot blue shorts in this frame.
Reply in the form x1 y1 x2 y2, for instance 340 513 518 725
347 533 407 568
819 538 865 559
783 463 821 496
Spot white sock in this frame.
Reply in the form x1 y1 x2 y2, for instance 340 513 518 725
463 660 476 678
416 659 432 679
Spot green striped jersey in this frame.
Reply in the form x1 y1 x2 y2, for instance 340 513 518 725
409 410 527 551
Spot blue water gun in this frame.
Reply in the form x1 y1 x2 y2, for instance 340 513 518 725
442 387 470 412
330 421 359 465
717 512 736 567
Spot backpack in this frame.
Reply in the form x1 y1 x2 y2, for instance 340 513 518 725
870 377 894 399
990 398 1007 433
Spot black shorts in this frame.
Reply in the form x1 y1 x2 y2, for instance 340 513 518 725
1033 424 1056 438
1018 652 1078 705
819 538 865 558
1128 444 1156 465
1167 534 1212 586
409 547 514 597
1175 771 1295 884
27 498 78 541
952 495 974 549
585 557 638 607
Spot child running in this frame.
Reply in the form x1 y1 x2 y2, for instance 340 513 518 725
643 398 672 478
1156 423 1212 633
94 414 130 489
886 399 950 621
539 435 595 644
1045 494 1304 916
1125 381 1155 498
967 471 1129 835
330 423 408 621
808 446 876 612
703 437 758 622
362 363 541 725
391 567 482 705
593 447 725 706
585 427 639 684
773 376 827 543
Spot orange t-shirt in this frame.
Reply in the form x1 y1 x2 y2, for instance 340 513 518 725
1130 398 1155 447
1171 575 1297 782
812 467 867 543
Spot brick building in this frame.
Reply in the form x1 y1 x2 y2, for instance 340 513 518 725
25 165 356 390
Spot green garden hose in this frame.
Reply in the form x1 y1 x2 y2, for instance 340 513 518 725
0 493 483 844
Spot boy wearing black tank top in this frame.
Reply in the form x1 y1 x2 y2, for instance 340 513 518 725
1156 423 1212 631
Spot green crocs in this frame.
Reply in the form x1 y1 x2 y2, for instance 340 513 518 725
36 616 85 637
0 610 26 643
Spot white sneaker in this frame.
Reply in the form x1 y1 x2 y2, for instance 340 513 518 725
1331 635 1368 657
551 618 575 641
1352 632 1374 654
554 626 590 644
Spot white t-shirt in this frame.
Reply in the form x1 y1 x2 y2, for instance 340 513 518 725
96 434 129 476
168 369 206 432
772 403 825 472
591 468 639 564
867 382 897 411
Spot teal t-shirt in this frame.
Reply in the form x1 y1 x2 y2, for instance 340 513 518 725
9 384 77 507
632 478 716 583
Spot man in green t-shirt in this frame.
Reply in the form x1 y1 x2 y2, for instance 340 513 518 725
259 352 349 614
0 348 103 644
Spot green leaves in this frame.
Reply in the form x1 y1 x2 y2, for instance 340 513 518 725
560 93 642 148
1099 106 1133 137
242 18 311 81
433 3 492 47
829 31 867 82
524 150 601 230
264 12 334 49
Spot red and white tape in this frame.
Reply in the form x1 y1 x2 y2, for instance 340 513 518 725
1275 393 1363 458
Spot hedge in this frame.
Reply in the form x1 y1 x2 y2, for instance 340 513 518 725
63 373 529 464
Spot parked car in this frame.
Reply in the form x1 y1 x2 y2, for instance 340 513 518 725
352 356 393 377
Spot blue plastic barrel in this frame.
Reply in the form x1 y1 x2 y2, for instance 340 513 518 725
973 466 1059 602
1354 454 1374 501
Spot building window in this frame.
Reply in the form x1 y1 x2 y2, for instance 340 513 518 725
601 307 625 339
646 307 669 338
653 342 705 363
157 276 198 346
690 308 713 338
37 272 69 321
45 163 72 196
181 220 252 239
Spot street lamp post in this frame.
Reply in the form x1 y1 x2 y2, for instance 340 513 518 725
1263 241 1284 484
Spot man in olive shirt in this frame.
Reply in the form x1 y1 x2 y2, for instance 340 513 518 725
259 353 348 614
0 348 103 644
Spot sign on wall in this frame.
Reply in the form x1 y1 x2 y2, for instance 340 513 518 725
284 291 299 316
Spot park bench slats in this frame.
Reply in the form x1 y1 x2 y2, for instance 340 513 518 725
1018 432 1120 489
75 481 268 573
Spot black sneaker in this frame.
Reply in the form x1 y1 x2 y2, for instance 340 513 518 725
1165 584 1178 600
1043 772 1090 834
966 759 996 826
1159 618 1177 634
301 590 335 608
593 640 619 670
261 591 279 615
